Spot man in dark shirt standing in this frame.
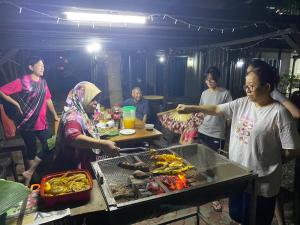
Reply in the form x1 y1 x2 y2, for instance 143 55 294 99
123 87 149 123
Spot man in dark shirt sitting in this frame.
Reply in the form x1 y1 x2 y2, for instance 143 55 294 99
123 87 149 123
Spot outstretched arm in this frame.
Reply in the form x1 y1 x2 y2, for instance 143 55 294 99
176 104 224 116
72 134 119 155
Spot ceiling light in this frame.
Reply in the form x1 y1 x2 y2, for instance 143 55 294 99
158 56 165 63
236 59 244 68
64 12 147 24
187 57 194 67
86 42 101 54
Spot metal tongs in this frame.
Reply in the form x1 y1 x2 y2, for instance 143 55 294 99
118 147 149 154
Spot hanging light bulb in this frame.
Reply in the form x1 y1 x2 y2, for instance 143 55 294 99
236 59 244 68
159 56 165 63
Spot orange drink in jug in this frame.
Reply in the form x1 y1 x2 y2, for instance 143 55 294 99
122 106 136 129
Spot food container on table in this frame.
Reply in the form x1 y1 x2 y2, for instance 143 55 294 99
122 106 136 129
39 169 93 207
145 124 154 131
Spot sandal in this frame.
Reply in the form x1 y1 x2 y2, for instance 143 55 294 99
212 201 223 212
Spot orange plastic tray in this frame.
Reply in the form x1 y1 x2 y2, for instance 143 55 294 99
40 169 93 207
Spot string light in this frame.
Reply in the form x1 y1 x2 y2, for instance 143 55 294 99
221 39 267 51
149 14 276 34
0 1 278 33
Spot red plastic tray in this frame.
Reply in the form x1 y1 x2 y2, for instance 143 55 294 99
40 169 93 207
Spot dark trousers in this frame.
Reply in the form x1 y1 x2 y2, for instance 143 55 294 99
20 129 51 160
229 192 276 225
197 133 225 152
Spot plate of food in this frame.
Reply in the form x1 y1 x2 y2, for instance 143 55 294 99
119 129 136 135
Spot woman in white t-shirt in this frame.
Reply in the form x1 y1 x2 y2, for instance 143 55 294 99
247 63 300 225
176 60 300 225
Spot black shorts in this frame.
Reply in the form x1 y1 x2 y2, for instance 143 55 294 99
197 133 225 152
229 192 276 225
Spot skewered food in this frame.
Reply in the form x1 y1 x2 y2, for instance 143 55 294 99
118 161 150 172
133 170 149 179
150 153 194 175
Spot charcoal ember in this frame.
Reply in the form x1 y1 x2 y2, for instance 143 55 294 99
160 175 177 186
133 170 149 179
146 181 160 193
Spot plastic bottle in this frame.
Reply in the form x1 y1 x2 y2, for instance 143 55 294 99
113 107 121 129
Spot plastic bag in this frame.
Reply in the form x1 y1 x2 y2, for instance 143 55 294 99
0 104 16 139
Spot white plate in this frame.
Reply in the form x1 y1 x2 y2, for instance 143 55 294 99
119 129 136 135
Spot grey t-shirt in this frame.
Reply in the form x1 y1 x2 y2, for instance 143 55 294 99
219 97 300 197
198 88 232 139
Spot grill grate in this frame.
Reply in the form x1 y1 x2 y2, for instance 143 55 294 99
92 145 245 210
97 149 172 185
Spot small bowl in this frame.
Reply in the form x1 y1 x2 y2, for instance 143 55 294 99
145 124 154 131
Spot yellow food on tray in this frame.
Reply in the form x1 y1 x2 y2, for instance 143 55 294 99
44 172 90 196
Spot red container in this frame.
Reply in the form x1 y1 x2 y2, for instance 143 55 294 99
40 169 93 207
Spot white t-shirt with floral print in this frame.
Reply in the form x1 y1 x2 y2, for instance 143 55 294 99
219 97 300 197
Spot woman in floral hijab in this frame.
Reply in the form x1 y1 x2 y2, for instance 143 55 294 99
54 81 119 173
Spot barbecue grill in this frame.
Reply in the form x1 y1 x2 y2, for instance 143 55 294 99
91 144 257 225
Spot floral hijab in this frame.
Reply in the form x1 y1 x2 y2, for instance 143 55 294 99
61 81 101 138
